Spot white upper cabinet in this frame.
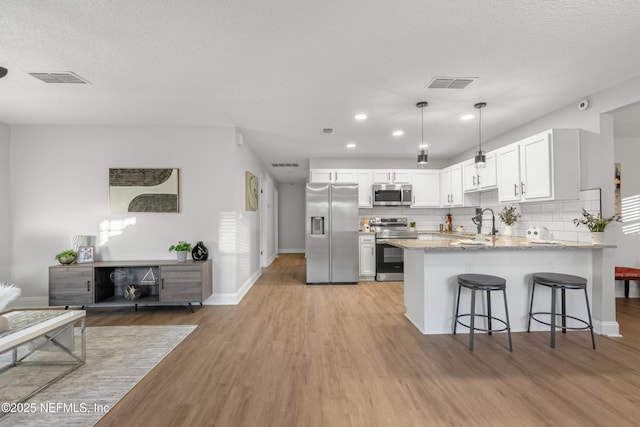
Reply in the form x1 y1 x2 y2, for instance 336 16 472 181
310 169 372 207
497 129 580 203
310 169 358 183
440 163 463 207
372 169 412 184
357 170 372 208
463 151 497 192
411 170 440 207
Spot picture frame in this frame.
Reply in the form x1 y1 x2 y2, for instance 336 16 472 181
245 171 259 211
109 168 180 213
77 246 95 264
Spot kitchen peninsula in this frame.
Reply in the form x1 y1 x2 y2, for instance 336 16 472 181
386 236 617 336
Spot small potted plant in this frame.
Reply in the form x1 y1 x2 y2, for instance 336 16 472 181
169 241 192 262
55 249 78 265
572 209 621 244
499 206 521 236
409 221 416 231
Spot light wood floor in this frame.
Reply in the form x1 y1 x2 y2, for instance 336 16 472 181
92 254 640 427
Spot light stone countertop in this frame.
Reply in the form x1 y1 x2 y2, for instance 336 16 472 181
381 235 615 251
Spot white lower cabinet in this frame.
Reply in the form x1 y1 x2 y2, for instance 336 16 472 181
359 234 376 280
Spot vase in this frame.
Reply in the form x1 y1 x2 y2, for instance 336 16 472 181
590 232 605 244
0 315 8 332
176 251 188 262
191 241 209 261
504 225 513 237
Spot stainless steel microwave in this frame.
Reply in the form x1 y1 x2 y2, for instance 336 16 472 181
373 184 412 206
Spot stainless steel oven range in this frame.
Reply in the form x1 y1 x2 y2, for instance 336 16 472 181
370 217 417 281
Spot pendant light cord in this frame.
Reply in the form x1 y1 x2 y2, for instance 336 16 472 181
478 106 482 153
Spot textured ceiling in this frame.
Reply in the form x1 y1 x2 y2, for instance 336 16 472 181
1 0 640 181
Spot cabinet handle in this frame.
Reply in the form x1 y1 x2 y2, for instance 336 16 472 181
514 184 518 197
333 171 337 182
388 172 391 181
521 182 525 194
371 247 374 256
473 176 476 186
413 195 415 204
161 278 165 290
87 280 90 292
392 172 396 181
477 175 480 186
450 194 454 204
369 195 371 205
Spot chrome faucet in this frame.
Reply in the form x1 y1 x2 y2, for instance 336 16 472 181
472 208 498 236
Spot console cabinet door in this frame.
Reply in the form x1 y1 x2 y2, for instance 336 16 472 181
49 266 94 306
160 265 203 302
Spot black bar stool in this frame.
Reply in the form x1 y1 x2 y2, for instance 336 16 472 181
454 274 512 351
527 272 596 349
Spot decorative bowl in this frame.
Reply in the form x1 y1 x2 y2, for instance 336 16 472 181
58 256 76 265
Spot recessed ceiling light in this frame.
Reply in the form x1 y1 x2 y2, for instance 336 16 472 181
461 114 474 121
392 130 404 137
419 143 429 149
346 143 357 149
354 113 367 121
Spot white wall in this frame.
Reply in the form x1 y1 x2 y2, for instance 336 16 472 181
9 125 274 306
0 123 10 283
613 135 640 296
278 182 305 253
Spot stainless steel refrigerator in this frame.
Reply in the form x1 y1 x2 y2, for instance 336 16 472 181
306 183 359 284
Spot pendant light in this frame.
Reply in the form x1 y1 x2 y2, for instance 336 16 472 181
474 102 487 168
416 101 429 168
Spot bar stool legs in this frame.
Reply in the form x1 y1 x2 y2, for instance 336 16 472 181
528 272 595 349
454 274 512 352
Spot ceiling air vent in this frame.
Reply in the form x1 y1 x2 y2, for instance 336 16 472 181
322 128 335 135
28 71 92 84
271 163 299 168
427 77 476 89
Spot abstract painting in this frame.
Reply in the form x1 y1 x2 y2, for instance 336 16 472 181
109 168 180 213
245 171 259 211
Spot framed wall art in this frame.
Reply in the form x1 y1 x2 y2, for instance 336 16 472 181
109 168 180 213
77 246 95 264
245 171 259 211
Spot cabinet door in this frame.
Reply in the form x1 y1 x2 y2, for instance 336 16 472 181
359 236 376 277
462 160 479 192
334 169 357 183
391 170 412 184
450 164 463 206
412 170 440 207
478 151 497 189
310 169 334 183
160 265 203 302
49 267 94 306
372 170 392 184
497 143 522 203
440 168 452 206
520 133 552 200
357 171 372 207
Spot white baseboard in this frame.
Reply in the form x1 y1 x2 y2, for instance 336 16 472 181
204 268 262 305
594 319 620 337
278 248 304 254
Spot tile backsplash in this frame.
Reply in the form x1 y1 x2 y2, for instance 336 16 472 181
360 189 601 243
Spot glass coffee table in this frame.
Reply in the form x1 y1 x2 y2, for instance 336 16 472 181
0 309 86 407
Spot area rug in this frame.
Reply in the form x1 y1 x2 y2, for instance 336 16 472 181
0 325 196 426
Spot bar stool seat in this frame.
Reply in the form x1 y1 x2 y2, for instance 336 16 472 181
527 272 596 349
454 274 512 351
